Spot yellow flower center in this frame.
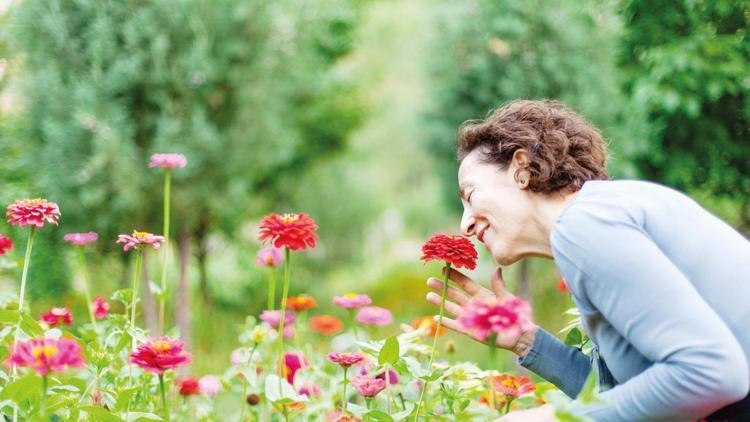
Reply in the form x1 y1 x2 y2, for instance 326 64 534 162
345 293 359 299
280 213 299 224
133 230 152 238
152 340 172 353
32 345 58 359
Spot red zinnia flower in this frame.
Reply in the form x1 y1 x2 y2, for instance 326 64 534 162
92 296 110 320
494 374 535 398
5 337 85 376
258 213 318 250
0 235 12 255
421 234 477 270
6 198 61 228
310 315 344 336
40 307 73 327
130 337 191 375
176 377 201 396
287 295 317 312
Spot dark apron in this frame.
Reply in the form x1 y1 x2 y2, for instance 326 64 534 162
703 389 750 421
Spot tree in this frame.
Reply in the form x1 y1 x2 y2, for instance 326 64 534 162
619 0 750 231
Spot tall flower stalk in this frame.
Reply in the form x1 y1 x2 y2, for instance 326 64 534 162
64 232 99 328
149 152 187 333
415 234 477 420
276 248 291 393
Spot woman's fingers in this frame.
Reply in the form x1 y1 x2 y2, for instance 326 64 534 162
426 292 463 317
442 267 490 296
427 277 471 305
490 266 510 298
432 315 466 336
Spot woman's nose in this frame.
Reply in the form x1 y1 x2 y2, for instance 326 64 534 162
461 210 476 237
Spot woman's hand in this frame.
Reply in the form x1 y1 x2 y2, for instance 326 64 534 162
495 404 558 421
426 266 538 356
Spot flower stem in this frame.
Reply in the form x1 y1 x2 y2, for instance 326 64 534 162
504 397 513 415
11 227 36 422
130 250 144 330
41 375 48 417
159 373 170 422
267 267 276 310
414 262 451 421
78 249 98 330
276 247 292 395
349 309 359 339
365 397 373 410
488 336 497 412
342 367 349 414
159 170 172 333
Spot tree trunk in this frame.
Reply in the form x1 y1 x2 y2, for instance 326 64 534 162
140 252 158 333
176 229 192 354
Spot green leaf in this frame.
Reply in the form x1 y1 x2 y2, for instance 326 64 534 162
114 387 138 412
564 327 582 347
80 405 125 422
364 409 394 422
378 336 399 365
112 289 133 306
0 374 42 403
126 412 163 421
391 404 414 421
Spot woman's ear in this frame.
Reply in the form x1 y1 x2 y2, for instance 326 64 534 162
511 149 531 188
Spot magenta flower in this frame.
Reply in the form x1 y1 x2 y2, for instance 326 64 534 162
40 307 73 327
256 246 283 268
0 234 13 255
327 352 365 368
92 296 110 320
6 198 61 228
351 374 387 398
299 382 320 397
356 306 393 327
199 375 222 395
63 232 98 246
5 337 85 376
149 153 187 170
457 296 534 342
129 336 191 375
116 230 165 252
260 310 296 329
283 352 308 384
333 293 372 309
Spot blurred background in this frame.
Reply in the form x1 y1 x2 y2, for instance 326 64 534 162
0 0 748 375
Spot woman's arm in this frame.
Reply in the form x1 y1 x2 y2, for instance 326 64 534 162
553 210 749 421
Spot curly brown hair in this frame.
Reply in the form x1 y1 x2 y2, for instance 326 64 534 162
457 100 610 194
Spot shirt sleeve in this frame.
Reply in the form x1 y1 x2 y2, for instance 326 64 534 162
552 209 750 421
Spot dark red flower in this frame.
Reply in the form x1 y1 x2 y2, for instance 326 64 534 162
176 377 201 396
6 198 61 228
420 234 478 270
0 235 12 255
258 213 318 250
40 307 73 327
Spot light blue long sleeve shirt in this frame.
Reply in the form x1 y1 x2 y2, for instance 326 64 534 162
518 179 750 421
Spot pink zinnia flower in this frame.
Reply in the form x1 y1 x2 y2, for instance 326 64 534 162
6 198 61 228
199 375 222 395
351 374 387 398
356 306 393 326
494 374 536 398
0 234 12 255
5 337 85 376
129 337 191 375
149 153 187 170
40 307 73 327
116 230 165 252
231 347 249 365
63 232 98 246
256 246 283 268
92 296 110 320
332 293 372 309
299 382 320 397
327 352 365 368
282 352 308 384
259 310 296 329
457 296 534 342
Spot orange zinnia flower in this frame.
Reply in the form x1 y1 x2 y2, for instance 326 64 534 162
287 295 318 312
421 234 477 270
412 316 446 337
310 315 343 336
258 213 318 250
494 374 536 398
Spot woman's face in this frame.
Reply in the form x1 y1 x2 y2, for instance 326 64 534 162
458 149 532 266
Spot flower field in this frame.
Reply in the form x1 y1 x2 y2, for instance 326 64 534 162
0 154 594 421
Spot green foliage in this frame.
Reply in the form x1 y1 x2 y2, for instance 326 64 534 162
620 0 750 229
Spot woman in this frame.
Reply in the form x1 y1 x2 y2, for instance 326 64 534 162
426 100 750 421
